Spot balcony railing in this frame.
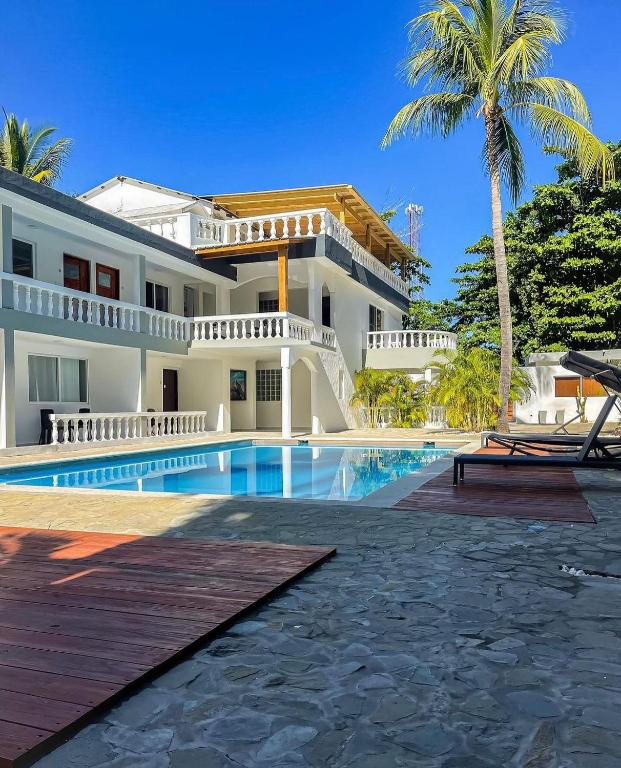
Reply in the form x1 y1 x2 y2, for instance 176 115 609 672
191 312 336 348
198 208 410 298
9 274 141 332
49 410 210 445
367 330 457 351
2 275 337 350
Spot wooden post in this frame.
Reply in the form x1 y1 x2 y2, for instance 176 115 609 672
365 224 372 252
384 244 391 267
277 243 289 312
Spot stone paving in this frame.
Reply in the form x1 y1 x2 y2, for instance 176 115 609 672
1 468 618 767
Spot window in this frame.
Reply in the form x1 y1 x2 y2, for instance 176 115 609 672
256 369 281 401
12 239 34 278
258 293 279 313
322 294 331 327
28 355 88 403
554 376 607 398
369 305 384 332
146 281 169 312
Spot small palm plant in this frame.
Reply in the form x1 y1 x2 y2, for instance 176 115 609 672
350 369 427 428
429 347 532 432
0 113 72 186
382 0 614 432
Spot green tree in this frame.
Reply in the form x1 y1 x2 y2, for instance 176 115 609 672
350 368 427 428
381 0 613 432
453 143 621 360
428 347 532 432
0 113 71 186
406 297 456 331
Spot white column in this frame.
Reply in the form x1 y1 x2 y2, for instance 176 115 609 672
310 366 322 435
307 262 322 327
1 205 14 310
137 348 148 411
217 359 231 433
281 347 292 439
0 330 16 448
216 285 230 315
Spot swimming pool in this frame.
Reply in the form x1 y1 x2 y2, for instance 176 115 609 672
0 442 453 501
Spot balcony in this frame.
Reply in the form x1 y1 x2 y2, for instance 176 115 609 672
365 330 457 371
190 312 336 350
2 274 336 351
197 208 410 299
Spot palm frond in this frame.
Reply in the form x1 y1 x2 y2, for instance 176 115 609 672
27 137 72 187
382 92 475 147
529 104 615 184
0 113 71 185
507 76 591 124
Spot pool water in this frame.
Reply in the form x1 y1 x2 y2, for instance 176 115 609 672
0 442 452 501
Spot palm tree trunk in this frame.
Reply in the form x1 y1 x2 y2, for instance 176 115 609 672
485 112 513 433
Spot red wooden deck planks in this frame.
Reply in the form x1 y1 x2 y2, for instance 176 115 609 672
0 527 335 767
395 449 594 523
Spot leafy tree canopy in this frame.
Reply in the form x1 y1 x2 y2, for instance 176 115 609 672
442 142 621 362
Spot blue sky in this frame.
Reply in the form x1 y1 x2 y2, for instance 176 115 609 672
1 0 619 300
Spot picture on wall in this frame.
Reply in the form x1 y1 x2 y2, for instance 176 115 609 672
230 369 247 401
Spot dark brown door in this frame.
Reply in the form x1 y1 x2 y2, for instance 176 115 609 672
64 254 90 292
95 263 120 300
163 369 178 412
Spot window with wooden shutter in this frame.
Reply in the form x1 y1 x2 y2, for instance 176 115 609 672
554 377 580 397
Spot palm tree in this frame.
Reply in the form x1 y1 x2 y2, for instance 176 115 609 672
429 347 532 432
382 0 614 432
0 113 71 186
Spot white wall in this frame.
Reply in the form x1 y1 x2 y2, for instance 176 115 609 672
146 353 223 430
82 180 215 216
14 333 142 445
230 364 256 431
515 363 620 424
12 219 141 303
145 263 216 318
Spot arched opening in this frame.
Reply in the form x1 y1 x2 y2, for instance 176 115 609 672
321 284 331 327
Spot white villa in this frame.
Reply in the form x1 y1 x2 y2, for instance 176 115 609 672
0 169 457 448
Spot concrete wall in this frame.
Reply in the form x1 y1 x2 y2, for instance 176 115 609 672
145 353 223 430
515 363 621 424
14 332 142 445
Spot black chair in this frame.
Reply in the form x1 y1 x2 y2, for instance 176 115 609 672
454 352 621 484
77 408 92 441
38 408 55 445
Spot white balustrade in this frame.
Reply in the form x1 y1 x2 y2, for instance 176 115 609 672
196 207 410 298
8 274 141 331
367 330 458 351
49 411 209 445
190 311 335 348
144 307 189 341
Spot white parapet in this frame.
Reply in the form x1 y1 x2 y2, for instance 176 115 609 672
49 410 210 445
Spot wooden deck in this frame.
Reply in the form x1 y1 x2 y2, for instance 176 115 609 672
0 527 335 767
395 450 594 523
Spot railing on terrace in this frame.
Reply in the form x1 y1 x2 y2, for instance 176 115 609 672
3 273 188 342
367 330 458 351
1 275 337 349
191 312 336 348
198 208 410 298
49 410 210 445
8 274 141 332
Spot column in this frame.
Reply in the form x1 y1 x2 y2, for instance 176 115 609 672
277 244 288 312
138 254 148 333
137 347 148 411
310 366 322 435
307 262 322 327
1 204 14 309
0 330 16 448
217 359 231 433
216 285 230 315
281 346 292 439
